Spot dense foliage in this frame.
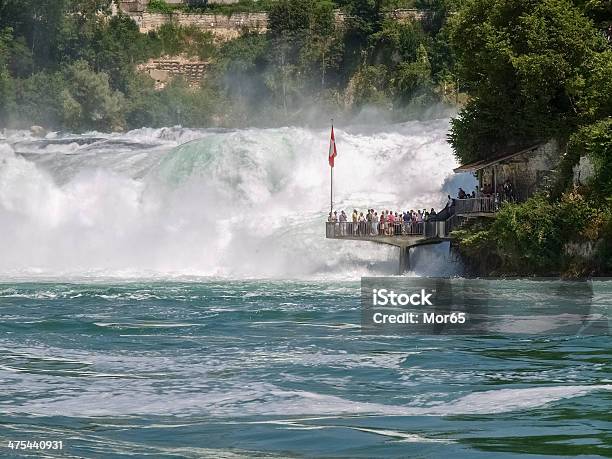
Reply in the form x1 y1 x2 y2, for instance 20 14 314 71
0 0 457 131
568 119 612 200
446 0 612 276
456 193 610 276
448 0 612 164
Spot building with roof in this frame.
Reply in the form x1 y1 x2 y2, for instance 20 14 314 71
454 140 561 203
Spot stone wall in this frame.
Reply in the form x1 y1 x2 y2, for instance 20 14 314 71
564 241 597 259
573 156 595 186
119 0 147 13
133 11 269 39
119 4 431 40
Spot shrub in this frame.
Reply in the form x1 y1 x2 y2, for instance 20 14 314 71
490 195 562 274
148 0 175 14
148 24 216 60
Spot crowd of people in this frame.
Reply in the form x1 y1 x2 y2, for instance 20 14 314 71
456 179 516 202
327 181 518 238
327 208 438 237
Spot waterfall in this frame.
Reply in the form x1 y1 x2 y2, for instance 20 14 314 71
0 120 472 279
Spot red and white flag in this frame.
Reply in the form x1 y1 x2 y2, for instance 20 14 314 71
328 126 337 168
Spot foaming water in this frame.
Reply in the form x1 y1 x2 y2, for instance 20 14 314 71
0 121 468 279
408 242 464 277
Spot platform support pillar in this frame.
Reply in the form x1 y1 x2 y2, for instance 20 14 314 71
399 246 410 274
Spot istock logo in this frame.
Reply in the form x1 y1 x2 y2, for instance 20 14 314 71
372 289 433 306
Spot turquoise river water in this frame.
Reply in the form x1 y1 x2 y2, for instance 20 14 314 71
0 280 610 458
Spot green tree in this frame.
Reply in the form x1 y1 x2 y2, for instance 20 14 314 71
415 0 457 34
155 79 219 127
0 25 34 78
298 0 340 90
0 28 15 125
12 71 66 128
349 64 390 108
123 73 161 128
448 0 612 164
339 0 384 84
61 60 125 131
341 0 383 39
214 32 270 120
267 0 338 107
370 20 427 66
391 43 434 106
56 1 115 68
0 0 67 70
575 0 612 27
268 0 313 36
89 14 151 91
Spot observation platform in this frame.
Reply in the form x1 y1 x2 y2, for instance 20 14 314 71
325 197 497 273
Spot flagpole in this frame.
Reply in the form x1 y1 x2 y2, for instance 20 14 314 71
330 119 333 215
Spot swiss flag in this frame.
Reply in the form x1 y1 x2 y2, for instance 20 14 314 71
328 126 337 168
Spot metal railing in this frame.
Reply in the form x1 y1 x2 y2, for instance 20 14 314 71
325 198 499 242
424 220 448 239
326 221 425 238
453 196 496 214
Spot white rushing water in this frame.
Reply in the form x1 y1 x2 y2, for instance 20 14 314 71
0 120 473 279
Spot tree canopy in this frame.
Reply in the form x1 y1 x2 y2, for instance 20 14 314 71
448 0 612 164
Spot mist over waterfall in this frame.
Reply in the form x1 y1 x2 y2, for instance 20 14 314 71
0 120 466 279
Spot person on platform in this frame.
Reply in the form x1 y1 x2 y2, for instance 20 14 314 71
327 212 335 235
332 211 339 235
339 210 347 235
372 211 378 235
503 179 514 202
386 211 394 236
